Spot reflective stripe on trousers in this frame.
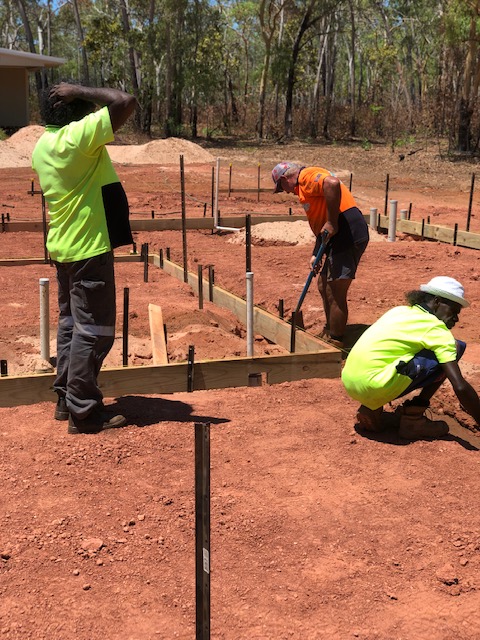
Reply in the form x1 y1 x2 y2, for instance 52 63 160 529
53 251 116 419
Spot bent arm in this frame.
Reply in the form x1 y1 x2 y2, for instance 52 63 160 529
322 175 342 238
49 83 137 132
442 360 480 424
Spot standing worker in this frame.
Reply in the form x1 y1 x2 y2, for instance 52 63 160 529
272 162 369 349
342 276 480 440
32 83 136 434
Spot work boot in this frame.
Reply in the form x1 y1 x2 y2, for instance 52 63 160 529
68 407 127 435
356 405 384 432
399 404 449 440
54 397 69 421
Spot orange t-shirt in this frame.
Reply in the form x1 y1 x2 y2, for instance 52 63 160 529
295 167 357 237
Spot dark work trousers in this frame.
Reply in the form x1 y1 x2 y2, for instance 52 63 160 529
398 339 466 397
53 251 116 420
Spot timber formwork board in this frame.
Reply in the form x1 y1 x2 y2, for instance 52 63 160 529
1 214 307 234
0 253 341 408
374 214 480 250
4 214 480 250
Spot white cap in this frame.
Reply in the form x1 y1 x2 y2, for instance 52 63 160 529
420 276 469 308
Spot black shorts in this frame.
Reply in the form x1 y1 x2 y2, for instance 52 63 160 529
320 240 368 280
319 206 369 281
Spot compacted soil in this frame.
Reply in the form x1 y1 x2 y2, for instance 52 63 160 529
1 135 480 639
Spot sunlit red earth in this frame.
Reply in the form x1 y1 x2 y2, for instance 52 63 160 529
1 139 480 639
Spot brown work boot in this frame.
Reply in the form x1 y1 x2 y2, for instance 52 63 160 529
398 404 449 440
68 407 127 435
356 405 385 432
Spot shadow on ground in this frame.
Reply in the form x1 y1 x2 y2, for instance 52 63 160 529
106 395 230 429
355 409 479 451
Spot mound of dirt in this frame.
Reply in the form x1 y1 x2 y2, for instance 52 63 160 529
227 220 387 246
0 126 214 168
108 138 214 165
0 125 44 168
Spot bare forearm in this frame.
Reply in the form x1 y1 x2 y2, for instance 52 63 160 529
50 83 136 132
454 381 480 424
74 86 131 107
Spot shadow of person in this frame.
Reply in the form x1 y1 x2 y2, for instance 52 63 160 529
343 323 371 352
104 395 230 429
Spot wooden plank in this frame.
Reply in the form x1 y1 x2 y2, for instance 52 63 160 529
2 215 308 236
1 221 45 232
148 303 168 364
0 351 341 407
456 230 480 250
0 258 47 266
131 218 214 231
154 255 335 354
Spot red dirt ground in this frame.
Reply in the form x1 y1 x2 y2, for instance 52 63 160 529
1 142 480 639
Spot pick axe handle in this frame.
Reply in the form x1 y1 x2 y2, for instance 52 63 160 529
290 230 329 353
293 230 329 316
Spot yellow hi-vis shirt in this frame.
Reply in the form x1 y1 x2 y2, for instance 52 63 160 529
341 305 457 410
32 107 120 263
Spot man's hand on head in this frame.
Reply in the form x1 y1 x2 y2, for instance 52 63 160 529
49 83 82 108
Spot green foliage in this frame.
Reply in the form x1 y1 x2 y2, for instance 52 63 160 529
0 0 473 144
392 134 416 149
0 128 7 141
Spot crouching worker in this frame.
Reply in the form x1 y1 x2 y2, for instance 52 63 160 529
341 276 480 440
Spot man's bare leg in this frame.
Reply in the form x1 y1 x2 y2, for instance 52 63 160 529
319 276 352 340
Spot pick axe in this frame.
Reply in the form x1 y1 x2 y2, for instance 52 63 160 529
290 230 329 353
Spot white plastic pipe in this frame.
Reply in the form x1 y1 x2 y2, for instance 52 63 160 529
246 272 254 357
388 200 398 242
39 278 50 362
369 207 378 229
213 157 220 228
400 209 408 220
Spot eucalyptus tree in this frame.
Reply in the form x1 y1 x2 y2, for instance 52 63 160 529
0 0 23 48
184 0 225 137
444 0 480 151
221 0 260 129
280 0 337 140
257 0 287 139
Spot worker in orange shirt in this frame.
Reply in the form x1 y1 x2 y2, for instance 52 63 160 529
272 162 369 349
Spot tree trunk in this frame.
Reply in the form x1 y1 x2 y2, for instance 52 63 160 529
309 20 329 139
256 0 285 140
70 0 89 85
348 0 356 137
256 51 270 139
457 1 479 152
14 0 45 98
119 0 141 130
322 24 337 140
284 2 316 140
